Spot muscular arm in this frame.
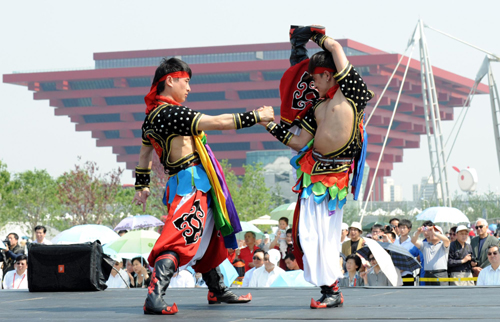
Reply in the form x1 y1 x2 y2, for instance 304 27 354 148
197 106 274 132
138 145 154 169
322 37 349 75
287 130 314 151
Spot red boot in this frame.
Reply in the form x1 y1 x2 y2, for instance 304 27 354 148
310 282 343 309
202 267 252 304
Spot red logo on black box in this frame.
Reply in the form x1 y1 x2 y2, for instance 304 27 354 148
58 265 65 273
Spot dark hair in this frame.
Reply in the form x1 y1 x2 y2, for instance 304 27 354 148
345 254 361 270
399 219 412 230
7 233 19 240
118 230 128 234
386 231 396 241
254 249 266 256
450 226 457 233
389 218 400 225
34 225 47 234
487 245 499 251
244 231 256 239
284 253 296 261
154 57 192 94
371 224 383 232
308 51 337 75
422 220 434 227
15 255 28 263
286 228 292 235
279 217 289 225
131 257 148 268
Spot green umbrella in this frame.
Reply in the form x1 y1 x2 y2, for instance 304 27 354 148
362 221 390 231
235 222 264 240
105 230 160 260
270 202 297 221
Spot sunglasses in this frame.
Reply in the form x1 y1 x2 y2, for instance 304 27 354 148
487 252 499 256
253 256 263 260
476 225 485 229
368 257 376 261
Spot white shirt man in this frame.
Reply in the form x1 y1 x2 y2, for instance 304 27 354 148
242 249 265 287
249 249 285 287
32 226 52 245
106 259 130 289
3 256 28 289
477 245 500 286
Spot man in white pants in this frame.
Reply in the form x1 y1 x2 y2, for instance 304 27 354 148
260 25 373 309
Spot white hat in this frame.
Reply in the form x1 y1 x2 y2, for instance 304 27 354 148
341 223 349 230
110 254 122 262
434 225 443 235
349 222 363 232
456 225 470 233
267 249 281 265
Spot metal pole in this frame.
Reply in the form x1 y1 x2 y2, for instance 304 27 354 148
488 63 500 173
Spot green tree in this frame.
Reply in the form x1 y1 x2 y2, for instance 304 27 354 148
9 169 59 239
0 160 13 223
57 159 123 226
221 160 279 222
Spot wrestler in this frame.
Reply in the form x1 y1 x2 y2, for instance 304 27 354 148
261 26 373 309
132 57 274 315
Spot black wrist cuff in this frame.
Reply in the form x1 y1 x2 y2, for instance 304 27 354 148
135 167 151 191
312 34 330 51
266 122 294 146
233 110 260 129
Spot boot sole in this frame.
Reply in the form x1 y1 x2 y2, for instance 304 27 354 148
208 300 252 305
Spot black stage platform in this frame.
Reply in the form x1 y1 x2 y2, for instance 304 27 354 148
2 287 495 321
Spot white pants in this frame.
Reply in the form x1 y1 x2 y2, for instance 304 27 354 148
299 194 343 286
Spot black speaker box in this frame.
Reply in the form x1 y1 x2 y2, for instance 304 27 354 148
27 241 113 292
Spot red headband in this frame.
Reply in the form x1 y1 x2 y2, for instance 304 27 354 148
144 71 190 115
312 67 335 75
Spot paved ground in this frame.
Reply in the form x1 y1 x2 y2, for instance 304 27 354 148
2 286 497 321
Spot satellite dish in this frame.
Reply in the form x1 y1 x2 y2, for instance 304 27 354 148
457 168 478 192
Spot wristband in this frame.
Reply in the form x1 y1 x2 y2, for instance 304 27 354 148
266 121 294 146
233 110 260 129
135 166 151 191
312 34 331 51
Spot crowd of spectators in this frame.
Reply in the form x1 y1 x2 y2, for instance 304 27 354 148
3 216 500 290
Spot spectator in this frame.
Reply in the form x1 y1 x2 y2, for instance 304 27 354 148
284 253 300 271
381 228 396 243
389 218 400 237
339 254 364 287
117 230 128 237
341 223 350 243
106 256 131 289
341 222 364 256
3 255 28 289
448 225 474 286
411 221 450 286
32 226 52 245
449 226 457 243
249 249 285 287
370 224 384 241
477 245 500 286
360 252 392 286
471 219 500 277
194 272 207 288
1 233 25 278
170 269 195 288
269 217 289 260
395 219 420 286
227 248 237 264
237 232 260 272
285 229 294 255
124 259 134 275
130 257 150 288
242 249 266 287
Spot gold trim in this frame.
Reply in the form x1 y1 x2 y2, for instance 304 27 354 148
191 113 202 136
333 61 350 79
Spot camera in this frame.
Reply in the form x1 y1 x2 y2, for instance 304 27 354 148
2 239 10 249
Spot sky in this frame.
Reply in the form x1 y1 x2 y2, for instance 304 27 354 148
1 0 499 201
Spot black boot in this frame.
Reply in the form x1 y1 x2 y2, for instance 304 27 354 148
202 267 252 304
310 282 343 309
143 251 179 315
289 25 326 66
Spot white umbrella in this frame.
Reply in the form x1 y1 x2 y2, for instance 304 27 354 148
51 224 119 245
415 207 470 224
362 238 398 287
248 215 279 226
270 202 296 221
113 214 164 231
